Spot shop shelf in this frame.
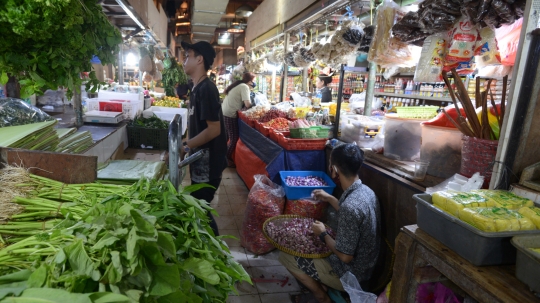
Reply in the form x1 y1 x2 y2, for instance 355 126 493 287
279 171 336 200
414 194 540 266
373 92 453 103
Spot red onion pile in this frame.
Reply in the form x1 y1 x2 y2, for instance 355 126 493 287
265 218 334 255
259 108 288 123
285 176 328 187
284 199 328 221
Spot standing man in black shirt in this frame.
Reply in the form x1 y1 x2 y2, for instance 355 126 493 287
180 41 227 236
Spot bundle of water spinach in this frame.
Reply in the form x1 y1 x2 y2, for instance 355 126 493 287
0 172 250 303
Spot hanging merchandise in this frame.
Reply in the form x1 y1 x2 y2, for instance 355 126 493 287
445 17 479 64
139 46 153 73
368 0 417 68
358 25 375 53
284 51 299 67
161 57 187 96
155 59 164 71
475 27 502 69
154 47 165 60
496 18 522 66
414 33 449 83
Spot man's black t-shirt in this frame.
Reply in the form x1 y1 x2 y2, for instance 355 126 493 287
188 78 227 182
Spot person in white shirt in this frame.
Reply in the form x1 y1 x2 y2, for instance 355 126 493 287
221 72 256 167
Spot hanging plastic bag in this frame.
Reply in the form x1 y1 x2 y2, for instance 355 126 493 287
284 198 328 220
495 18 522 66
475 27 502 69
341 272 377 303
241 175 286 254
367 0 416 68
445 17 478 63
0 98 54 127
414 33 449 83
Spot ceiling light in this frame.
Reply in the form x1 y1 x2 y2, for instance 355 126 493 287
180 1 188 9
227 27 244 33
235 4 253 17
176 22 190 26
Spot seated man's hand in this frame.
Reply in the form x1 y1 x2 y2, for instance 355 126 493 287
312 221 326 236
312 189 331 202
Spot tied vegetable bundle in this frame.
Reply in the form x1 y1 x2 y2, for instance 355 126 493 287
0 166 251 302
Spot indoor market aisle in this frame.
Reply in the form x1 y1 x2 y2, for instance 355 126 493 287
211 167 302 303
121 149 301 303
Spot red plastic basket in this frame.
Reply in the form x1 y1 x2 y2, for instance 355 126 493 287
273 131 326 151
270 129 289 143
460 136 498 188
259 124 271 137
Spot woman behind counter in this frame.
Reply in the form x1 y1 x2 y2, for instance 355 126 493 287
221 72 256 167
316 74 333 103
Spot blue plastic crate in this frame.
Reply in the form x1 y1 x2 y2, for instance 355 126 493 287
280 171 336 200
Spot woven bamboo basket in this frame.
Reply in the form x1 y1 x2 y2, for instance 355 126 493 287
262 214 333 259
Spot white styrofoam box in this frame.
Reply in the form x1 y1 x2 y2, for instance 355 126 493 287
143 106 188 135
86 98 143 120
98 91 143 102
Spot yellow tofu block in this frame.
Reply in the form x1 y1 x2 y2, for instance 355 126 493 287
445 192 492 218
531 248 540 254
459 207 535 232
473 190 534 210
432 191 458 212
518 207 540 229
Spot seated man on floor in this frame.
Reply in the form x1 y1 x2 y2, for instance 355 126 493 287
279 143 381 303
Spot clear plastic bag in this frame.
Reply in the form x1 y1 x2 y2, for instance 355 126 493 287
36 89 66 106
241 175 286 254
340 272 377 303
475 27 502 68
414 33 449 83
367 0 416 68
0 98 54 127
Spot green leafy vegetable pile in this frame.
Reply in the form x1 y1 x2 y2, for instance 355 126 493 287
0 0 122 98
128 115 169 129
0 168 251 302
161 58 188 97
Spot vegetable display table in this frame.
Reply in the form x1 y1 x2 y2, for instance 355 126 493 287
235 120 326 189
390 225 540 303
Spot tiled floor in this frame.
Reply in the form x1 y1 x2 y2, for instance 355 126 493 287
120 149 301 303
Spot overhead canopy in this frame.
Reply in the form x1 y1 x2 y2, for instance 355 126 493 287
191 0 230 42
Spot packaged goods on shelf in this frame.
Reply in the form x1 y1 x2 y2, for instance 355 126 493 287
414 33 449 83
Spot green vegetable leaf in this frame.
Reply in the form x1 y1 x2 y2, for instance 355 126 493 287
63 240 101 282
181 184 214 194
126 227 140 261
157 232 176 260
141 243 165 266
27 265 47 288
149 264 181 296
180 258 220 285
0 281 28 300
7 288 93 303
0 72 8 85
0 271 32 284
130 209 156 234
87 292 130 303
92 233 119 250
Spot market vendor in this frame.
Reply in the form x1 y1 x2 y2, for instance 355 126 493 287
316 74 333 103
221 72 256 167
180 40 227 236
279 144 381 303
